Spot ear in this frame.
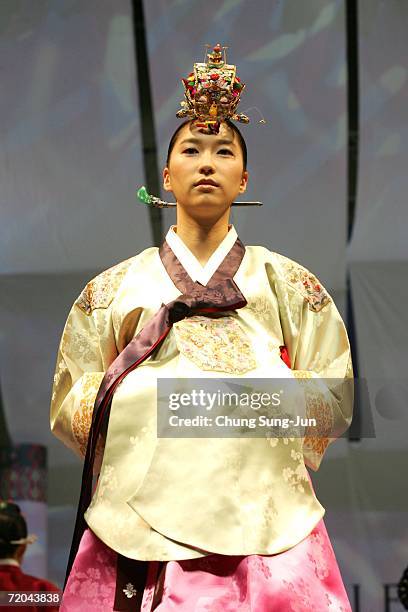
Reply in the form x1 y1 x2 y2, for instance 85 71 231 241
239 170 249 194
163 167 173 192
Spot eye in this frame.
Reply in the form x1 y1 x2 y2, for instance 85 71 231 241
183 147 198 154
218 148 233 156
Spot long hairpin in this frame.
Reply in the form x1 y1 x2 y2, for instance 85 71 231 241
136 186 262 208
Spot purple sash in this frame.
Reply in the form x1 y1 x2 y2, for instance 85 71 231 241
64 237 247 609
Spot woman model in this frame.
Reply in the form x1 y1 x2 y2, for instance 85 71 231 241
50 44 353 611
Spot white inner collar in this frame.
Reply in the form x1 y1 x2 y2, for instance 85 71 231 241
0 558 20 567
165 224 238 286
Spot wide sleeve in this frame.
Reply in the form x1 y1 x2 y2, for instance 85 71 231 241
270 254 354 471
50 283 118 467
292 290 354 471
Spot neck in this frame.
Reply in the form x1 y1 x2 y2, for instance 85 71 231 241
174 210 231 266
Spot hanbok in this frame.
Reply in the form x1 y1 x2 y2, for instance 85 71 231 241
50 224 353 610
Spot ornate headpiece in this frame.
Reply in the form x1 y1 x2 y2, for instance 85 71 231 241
176 43 249 134
136 43 263 208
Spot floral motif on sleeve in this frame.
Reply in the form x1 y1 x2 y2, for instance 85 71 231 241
293 371 334 466
51 357 69 402
304 390 334 439
75 257 135 315
302 437 330 466
62 321 100 366
275 254 331 313
72 372 105 457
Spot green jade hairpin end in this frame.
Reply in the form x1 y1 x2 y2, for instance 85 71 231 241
136 186 262 208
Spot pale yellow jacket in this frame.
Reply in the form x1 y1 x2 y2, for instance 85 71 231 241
50 241 353 561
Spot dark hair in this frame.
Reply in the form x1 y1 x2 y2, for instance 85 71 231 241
166 119 247 171
0 502 27 558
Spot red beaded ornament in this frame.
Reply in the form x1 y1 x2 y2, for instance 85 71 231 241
176 43 249 134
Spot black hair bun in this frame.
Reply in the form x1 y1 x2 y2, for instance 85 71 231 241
0 501 21 516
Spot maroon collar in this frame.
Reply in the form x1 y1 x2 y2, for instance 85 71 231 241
159 236 246 293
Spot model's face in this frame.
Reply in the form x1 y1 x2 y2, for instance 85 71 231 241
163 122 248 219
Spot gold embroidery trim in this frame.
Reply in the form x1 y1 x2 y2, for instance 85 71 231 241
76 257 135 315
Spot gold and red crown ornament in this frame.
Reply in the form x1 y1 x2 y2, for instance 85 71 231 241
135 43 264 207
176 43 249 134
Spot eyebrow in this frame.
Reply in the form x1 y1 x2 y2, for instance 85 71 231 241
178 137 235 147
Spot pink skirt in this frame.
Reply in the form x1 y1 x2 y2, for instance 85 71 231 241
61 518 351 611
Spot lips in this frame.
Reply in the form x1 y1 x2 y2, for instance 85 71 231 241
194 179 219 187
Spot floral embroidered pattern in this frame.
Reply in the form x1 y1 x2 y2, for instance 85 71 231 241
276 254 331 313
173 315 257 374
246 295 273 324
280 439 310 494
146 519 351 610
251 556 272 580
123 582 137 598
307 532 330 580
303 436 330 462
293 370 313 380
63 519 351 612
241 472 279 545
72 372 105 457
96 463 118 501
70 332 99 364
61 318 101 366
292 371 334 467
265 436 297 448
72 405 92 457
282 577 314 611
62 529 116 609
51 357 69 402
304 390 335 437
282 462 309 494
75 256 135 315
65 565 115 607
302 387 334 463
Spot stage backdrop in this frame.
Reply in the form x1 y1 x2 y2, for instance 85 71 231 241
0 2 407 610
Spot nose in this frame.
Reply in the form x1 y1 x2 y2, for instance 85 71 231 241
198 151 215 175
